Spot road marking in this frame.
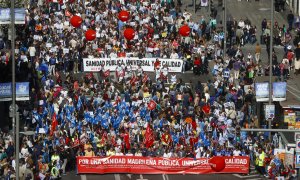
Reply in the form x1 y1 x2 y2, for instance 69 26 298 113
258 8 270 11
162 174 169 180
287 85 300 93
80 175 87 180
114 174 121 180
127 174 132 179
233 174 261 178
287 88 300 100
137 174 148 180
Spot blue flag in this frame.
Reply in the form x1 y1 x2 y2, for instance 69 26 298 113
77 97 82 110
36 124 40 134
101 119 109 129
77 122 82 133
113 116 122 129
213 128 218 140
49 104 54 117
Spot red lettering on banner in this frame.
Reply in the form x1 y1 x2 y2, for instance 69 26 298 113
76 156 250 174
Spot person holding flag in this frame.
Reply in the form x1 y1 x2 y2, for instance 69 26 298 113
161 129 172 147
160 64 169 83
136 65 144 77
144 124 155 148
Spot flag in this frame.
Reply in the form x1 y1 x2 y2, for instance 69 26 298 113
213 128 218 140
117 70 125 77
36 124 40 134
144 124 155 148
103 69 110 78
156 103 162 111
77 97 82 110
113 116 122 129
140 107 147 118
123 132 130 150
147 100 156 111
50 113 58 136
101 118 108 129
142 73 149 83
65 10 72 17
130 76 137 86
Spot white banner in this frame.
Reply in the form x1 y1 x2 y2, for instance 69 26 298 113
83 58 183 73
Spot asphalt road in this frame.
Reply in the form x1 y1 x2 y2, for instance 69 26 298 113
69 173 257 180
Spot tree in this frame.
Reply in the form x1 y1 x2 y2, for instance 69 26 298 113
0 0 29 8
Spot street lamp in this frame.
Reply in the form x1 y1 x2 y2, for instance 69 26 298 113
268 0 274 141
223 0 226 60
10 0 19 179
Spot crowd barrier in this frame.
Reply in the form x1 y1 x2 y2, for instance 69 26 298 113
77 156 250 174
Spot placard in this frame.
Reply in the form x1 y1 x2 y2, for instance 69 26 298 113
296 152 300 168
0 8 25 24
273 82 287 101
265 105 275 119
297 139 300 152
0 82 30 101
255 83 269 102
77 156 250 174
83 58 183 73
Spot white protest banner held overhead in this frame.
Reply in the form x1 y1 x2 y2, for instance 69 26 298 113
83 58 183 72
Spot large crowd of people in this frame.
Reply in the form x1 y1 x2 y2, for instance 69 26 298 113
0 0 299 179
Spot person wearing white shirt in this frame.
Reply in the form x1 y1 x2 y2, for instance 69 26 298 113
155 68 161 81
109 51 118 58
233 149 241 156
28 45 36 61
195 146 203 158
135 150 142 157
170 50 179 59
163 150 171 158
115 149 124 156
126 152 134 156
21 145 29 158
238 19 245 29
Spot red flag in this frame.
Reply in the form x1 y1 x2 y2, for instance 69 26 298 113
113 96 121 107
117 70 125 77
160 72 167 80
65 10 72 17
123 133 130 150
147 100 156 110
103 69 110 78
189 136 198 147
50 113 58 136
142 74 148 83
144 124 155 148
130 76 137 86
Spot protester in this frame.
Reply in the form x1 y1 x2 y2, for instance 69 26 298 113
0 0 299 179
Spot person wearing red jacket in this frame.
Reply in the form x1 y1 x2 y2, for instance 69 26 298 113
193 56 201 75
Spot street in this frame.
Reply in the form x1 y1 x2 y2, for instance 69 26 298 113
65 169 265 180
60 0 296 179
